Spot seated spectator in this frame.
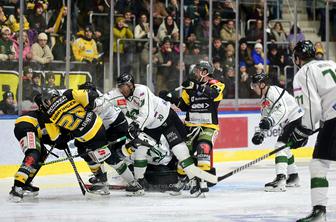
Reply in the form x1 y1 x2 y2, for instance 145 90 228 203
157 15 179 42
271 21 287 49
182 13 196 43
222 67 235 99
212 38 226 64
21 66 34 101
31 72 42 97
31 32 54 64
0 26 16 61
185 0 208 24
44 71 59 92
252 42 269 67
5 6 30 33
220 20 239 42
0 6 7 30
287 25 305 43
28 3 47 36
238 37 253 68
0 91 17 115
246 19 264 42
12 30 32 61
212 12 222 39
212 56 225 81
26 0 48 14
134 13 150 40
194 17 210 44
239 62 253 98
185 42 204 65
123 9 135 32
314 42 324 60
223 42 235 69
214 0 235 19
45 6 68 49
72 25 99 63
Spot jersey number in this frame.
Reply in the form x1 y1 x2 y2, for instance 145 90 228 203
57 106 86 131
322 69 336 83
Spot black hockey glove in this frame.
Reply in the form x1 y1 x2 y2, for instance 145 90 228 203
182 80 198 90
158 90 179 105
259 117 273 130
288 126 312 149
128 122 141 139
252 132 264 145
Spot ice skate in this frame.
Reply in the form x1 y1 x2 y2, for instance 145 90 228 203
87 172 110 195
264 174 286 192
22 183 39 197
9 186 24 203
286 173 300 187
126 178 148 196
169 176 189 196
190 178 208 198
296 205 326 222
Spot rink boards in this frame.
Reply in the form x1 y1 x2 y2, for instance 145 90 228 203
0 112 316 178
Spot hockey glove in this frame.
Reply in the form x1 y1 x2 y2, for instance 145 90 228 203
288 126 312 149
158 90 179 105
252 132 264 145
182 80 198 90
128 122 141 139
259 117 273 130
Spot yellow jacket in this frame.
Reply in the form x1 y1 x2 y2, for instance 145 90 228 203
72 37 99 62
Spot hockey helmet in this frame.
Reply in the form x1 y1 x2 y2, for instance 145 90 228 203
34 90 60 113
293 40 315 61
251 72 269 85
117 73 134 86
195 60 214 76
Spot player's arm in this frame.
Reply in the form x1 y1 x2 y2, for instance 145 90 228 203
65 89 99 110
200 80 225 101
264 88 289 128
133 87 153 130
176 90 190 111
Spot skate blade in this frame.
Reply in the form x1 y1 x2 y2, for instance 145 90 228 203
264 186 286 192
286 183 300 188
126 190 145 197
8 195 23 203
23 191 39 197
169 191 182 196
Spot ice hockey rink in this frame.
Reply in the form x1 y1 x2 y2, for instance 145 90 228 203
0 160 335 222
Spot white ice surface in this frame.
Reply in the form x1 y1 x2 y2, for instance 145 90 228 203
0 160 335 222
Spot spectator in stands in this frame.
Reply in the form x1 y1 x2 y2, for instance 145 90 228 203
31 72 42 97
238 62 253 98
249 3 264 20
12 30 32 61
271 21 287 49
44 71 58 92
212 56 225 81
314 41 324 60
0 5 7 30
166 0 180 20
286 25 305 43
223 42 235 70
212 12 222 39
0 26 15 61
5 6 29 33
72 25 99 63
0 91 17 115
246 19 264 42
194 17 210 45
45 6 68 49
182 13 196 43
238 37 253 68
222 66 235 99
185 0 208 25
220 20 239 42
185 42 204 65
28 3 47 36
212 38 226 64
157 15 179 42
134 13 150 40
214 0 235 19
123 9 135 32
21 66 33 101
113 16 134 74
268 43 286 70
26 0 48 15
252 42 269 67
31 32 54 64
153 37 175 92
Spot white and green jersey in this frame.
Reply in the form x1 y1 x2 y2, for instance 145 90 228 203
124 84 170 129
93 96 122 129
293 60 336 130
259 85 304 130
103 88 128 114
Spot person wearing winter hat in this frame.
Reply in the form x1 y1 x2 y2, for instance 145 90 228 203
0 91 17 114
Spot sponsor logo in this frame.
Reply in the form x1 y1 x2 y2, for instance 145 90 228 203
261 100 271 108
166 131 178 142
117 99 127 106
98 149 106 155
191 103 210 109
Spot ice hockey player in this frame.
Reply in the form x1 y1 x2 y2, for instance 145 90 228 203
77 82 137 192
116 73 218 196
160 61 224 196
250 72 303 192
289 40 336 222
9 108 69 202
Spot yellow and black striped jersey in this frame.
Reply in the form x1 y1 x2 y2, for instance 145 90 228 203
179 79 225 130
44 89 103 142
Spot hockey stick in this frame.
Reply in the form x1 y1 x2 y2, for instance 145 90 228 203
217 129 319 182
42 136 127 165
64 147 87 196
84 183 126 190
45 145 59 158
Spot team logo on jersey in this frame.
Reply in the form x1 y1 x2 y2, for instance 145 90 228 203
261 100 271 108
117 99 127 106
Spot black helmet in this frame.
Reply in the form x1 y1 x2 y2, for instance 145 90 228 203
117 73 134 86
293 40 315 61
34 90 60 113
251 72 269 84
195 60 214 75
78 81 97 91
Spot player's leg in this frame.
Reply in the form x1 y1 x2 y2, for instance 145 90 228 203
285 148 300 187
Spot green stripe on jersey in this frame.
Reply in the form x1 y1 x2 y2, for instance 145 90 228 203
275 156 288 164
288 155 295 165
311 177 329 189
134 160 148 168
116 162 128 175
